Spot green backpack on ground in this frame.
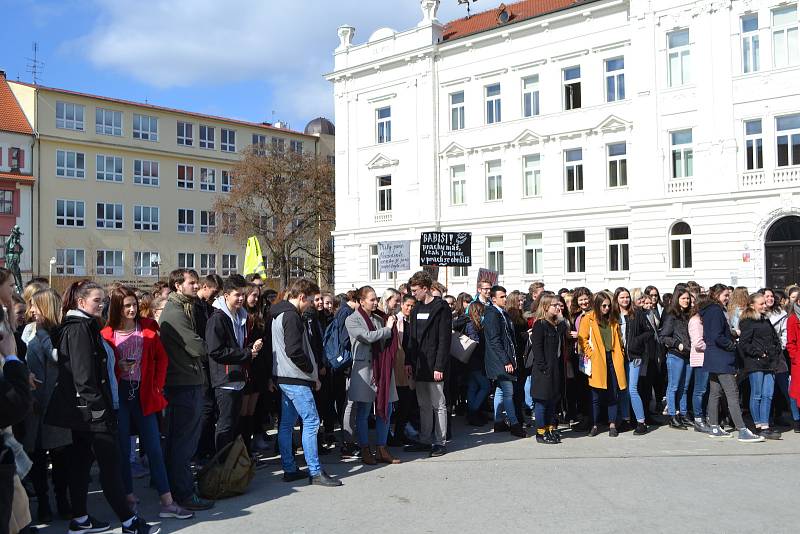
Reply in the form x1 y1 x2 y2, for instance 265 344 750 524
197 435 255 499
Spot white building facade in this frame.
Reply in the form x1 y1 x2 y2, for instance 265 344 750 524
327 0 800 294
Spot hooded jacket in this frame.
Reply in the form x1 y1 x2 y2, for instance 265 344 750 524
46 310 116 432
699 301 737 374
271 300 318 387
407 296 451 382
207 296 253 389
659 312 691 358
738 316 782 373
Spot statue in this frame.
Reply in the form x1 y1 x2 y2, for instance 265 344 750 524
4 226 23 294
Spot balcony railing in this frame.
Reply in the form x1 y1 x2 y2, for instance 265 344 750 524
375 212 392 223
739 166 800 190
667 178 693 194
774 166 800 185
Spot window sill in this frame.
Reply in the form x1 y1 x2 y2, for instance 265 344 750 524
521 194 542 200
660 84 696 94
96 179 124 185
484 198 503 203
606 185 628 191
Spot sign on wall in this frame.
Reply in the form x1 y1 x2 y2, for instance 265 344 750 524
378 240 411 272
419 232 472 266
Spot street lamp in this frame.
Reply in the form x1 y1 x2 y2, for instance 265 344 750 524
151 253 161 280
48 256 56 286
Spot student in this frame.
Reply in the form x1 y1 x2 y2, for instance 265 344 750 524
528 294 566 444
761 287 799 430
659 288 694 429
272 278 341 486
786 294 800 432
688 299 711 433
464 301 489 426
623 291 660 435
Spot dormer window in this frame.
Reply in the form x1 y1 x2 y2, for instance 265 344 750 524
497 4 510 24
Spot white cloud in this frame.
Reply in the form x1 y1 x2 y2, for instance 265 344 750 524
68 0 466 125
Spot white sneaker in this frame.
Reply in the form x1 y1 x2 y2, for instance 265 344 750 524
737 428 765 443
708 425 731 438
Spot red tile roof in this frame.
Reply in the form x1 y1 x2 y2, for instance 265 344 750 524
0 172 35 183
443 0 598 41
10 80 316 139
0 73 33 135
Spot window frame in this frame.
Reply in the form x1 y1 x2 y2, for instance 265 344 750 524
55 248 86 275
133 159 159 187
450 164 466 205
221 170 232 192
200 210 216 234
200 253 217 275
55 199 85 228
605 57 625 102
450 91 465 130
133 205 160 232
221 254 238 276
741 13 760 73
486 235 504 275
134 250 160 277
744 118 764 170
133 113 158 141
522 75 540 117
607 142 628 188
221 128 236 152
55 101 85 131
95 154 123 183
670 129 694 178
776 113 800 167
95 108 122 136
200 167 216 192
95 202 124 230
177 164 194 189
0 190 12 215
565 230 586 274
177 208 195 233
485 159 503 201
523 232 543 276
376 175 392 213
667 29 691 87
563 66 582 111
772 5 799 68
669 222 693 269
96 249 124 276
177 121 194 146
56 150 86 179
485 83 501 125
607 227 630 272
523 154 541 198
376 107 392 143
199 125 215 149
178 252 195 270
564 148 584 192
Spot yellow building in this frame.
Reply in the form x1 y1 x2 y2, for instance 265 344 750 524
8 81 326 287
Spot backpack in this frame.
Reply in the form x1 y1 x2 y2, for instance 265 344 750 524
197 435 254 500
323 307 353 370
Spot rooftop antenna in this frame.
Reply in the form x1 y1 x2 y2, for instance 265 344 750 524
25 42 45 85
458 0 478 18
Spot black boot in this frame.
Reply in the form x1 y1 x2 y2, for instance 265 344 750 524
493 421 510 433
509 423 527 438
309 470 343 487
669 416 687 429
56 493 72 520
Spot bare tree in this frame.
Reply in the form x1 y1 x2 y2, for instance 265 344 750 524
212 145 334 288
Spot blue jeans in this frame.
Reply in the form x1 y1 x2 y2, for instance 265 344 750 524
278 384 321 476
748 371 775 426
163 384 204 502
691 367 710 418
466 370 490 412
628 360 645 423
117 381 169 495
666 353 692 416
533 398 556 431
524 375 535 411
494 379 518 425
775 372 800 421
355 402 392 446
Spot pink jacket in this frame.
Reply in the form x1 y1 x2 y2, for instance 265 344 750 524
688 314 705 368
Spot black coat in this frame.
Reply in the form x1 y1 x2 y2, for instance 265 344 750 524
407 297 451 382
464 320 485 373
0 359 32 429
46 311 116 432
483 305 516 381
206 308 254 388
659 312 691 358
699 302 737 374
529 319 565 401
626 309 659 373
739 316 783 373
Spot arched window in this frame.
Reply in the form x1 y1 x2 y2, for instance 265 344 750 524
766 216 800 242
670 221 692 269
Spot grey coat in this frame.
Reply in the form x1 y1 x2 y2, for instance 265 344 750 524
345 311 397 404
24 326 72 451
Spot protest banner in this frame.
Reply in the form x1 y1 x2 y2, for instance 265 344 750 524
378 240 411 272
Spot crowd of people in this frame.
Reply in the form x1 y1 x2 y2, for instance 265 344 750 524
2 265 800 534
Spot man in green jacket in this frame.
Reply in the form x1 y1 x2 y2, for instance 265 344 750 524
158 269 214 511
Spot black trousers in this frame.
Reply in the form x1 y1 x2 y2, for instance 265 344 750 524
394 386 418 439
196 382 217 460
314 370 337 435
214 388 243 453
70 430 132 521
30 445 71 502
0 462 15 534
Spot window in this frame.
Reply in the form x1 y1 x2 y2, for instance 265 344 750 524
485 160 502 201
134 251 160 277
487 236 504 275
741 14 760 73
9 148 22 170
200 168 216 191
290 140 303 154
522 75 540 117
55 248 85 275
608 227 629 271
56 199 85 227
222 254 238 276
377 175 392 212
485 84 501 124
56 150 85 179
199 125 215 149
96 202 123 229
670 129 693 178
450 165 466 205
177 164 194 189
376 107 392 143
221 213 236 235
452 266 468 277
200 210 216 233
134 205 159 231
95 108 122 136
178 252 195 270
670 222 692 269
667 29 691 87
607 143 627 187
221 128 236 152
745 119 763 170
605 57 625 102
565 230 586 273
96 250 123 276
177 121 193 146
55 101 84 131
564 149 584 192
772 5 799 67
290 256 304 279
563 67 581 110
369 244 379 280
252 134 267 152
450 91 465 130
523 233 543 275
523 154 541 197
96 155 123 182
134 159 159 186
221 170 232 192
133 114 158 141
777 113 800 167
0 191 13 214
272 137 285 153
177 208 194 233
200 254 217 275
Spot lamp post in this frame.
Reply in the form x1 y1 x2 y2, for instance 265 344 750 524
151 253 161 280
48 256 56 286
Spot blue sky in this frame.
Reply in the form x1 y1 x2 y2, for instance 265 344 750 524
1 0 467 132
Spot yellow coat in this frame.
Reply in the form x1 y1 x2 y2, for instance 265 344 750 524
577 311 627 391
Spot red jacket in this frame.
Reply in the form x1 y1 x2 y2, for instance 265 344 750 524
786 313 800 402
101 317 168 416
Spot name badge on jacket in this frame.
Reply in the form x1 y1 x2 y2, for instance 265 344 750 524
417 313 430 320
